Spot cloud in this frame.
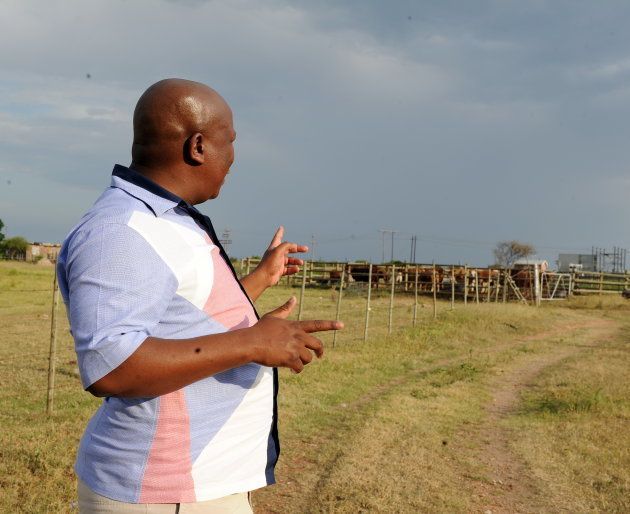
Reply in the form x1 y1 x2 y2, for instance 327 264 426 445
0 0 629 264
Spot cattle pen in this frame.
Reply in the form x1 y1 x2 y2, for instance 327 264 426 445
236 257 630 307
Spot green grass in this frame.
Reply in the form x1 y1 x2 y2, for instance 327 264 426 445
1 261 629 513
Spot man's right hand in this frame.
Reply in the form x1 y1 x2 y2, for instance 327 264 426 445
88 296 343 398
250 296 344 373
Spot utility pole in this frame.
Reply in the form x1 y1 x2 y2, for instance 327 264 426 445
379 229 398 262
390 230 398 262
219 228 232 252
409 235 417 263
379 229 386 262
310 234 316 262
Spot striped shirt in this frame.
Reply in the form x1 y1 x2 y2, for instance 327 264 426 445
57 165 279 503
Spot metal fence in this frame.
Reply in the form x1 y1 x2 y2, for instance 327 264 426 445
3 259 628 415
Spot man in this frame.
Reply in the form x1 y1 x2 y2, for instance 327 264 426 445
57 79 342 513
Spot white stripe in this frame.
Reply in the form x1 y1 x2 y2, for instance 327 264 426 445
191 366 274 500
127 211 213 309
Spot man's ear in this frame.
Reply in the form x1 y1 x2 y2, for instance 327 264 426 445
184 133 205 165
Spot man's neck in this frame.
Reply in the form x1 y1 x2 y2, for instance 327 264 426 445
129 162 197 205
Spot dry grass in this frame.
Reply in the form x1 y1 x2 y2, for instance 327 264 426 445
1 261 629 513
507 325 630 513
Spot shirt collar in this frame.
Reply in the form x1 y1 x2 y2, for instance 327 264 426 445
110 164 183 216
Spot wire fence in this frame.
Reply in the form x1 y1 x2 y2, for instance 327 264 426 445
1 258 628 415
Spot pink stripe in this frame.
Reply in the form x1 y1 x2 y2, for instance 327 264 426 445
139 391 196 503
204 247 256 330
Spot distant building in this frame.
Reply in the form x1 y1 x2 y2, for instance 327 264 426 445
26 242 61 263
513 258 549 272
557 253 596 273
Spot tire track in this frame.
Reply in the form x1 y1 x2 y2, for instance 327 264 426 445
462 318 619 514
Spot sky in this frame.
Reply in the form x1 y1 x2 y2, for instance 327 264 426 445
0 0 629 267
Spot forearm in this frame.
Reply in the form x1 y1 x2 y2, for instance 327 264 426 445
240 269 271 302
88 328 259 398
87 298 339 398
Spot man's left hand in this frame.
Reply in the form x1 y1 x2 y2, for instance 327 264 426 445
258 226 308 286
240 226 308 301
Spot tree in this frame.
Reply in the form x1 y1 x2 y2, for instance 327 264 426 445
493 240 536 268
0 218 4 244
1 236 29 260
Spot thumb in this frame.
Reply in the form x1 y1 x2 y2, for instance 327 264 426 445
268 226 284 250
266 296 296 319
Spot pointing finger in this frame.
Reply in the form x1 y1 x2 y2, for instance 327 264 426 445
299 320 344 333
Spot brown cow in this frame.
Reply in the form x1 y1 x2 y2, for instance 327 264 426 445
406 266 444 292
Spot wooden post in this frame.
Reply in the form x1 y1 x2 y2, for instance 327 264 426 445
502 270 508 303
432 263 437 320
239 258 245 278
46 270 60 415
298 262 308 321
534 264 541 307
487 268 492 303
494 270 500 302
245 257 251 276
413 265 419 327
363 264 373 342
388 264 395 335
450 266 455 310
474 269 479 304
332 266 345 348
464 265 468 305
599 271 604 295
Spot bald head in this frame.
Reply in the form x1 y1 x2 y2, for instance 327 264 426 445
131 78 231 168
130 79 236 204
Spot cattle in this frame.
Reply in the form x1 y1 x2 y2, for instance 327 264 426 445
509 267 535 300
405 266 445 292
346 264 389 288
474 268 500 297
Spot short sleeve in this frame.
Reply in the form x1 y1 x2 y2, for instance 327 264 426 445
63 223 178 388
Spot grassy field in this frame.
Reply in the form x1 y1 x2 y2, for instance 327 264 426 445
1 260 629 513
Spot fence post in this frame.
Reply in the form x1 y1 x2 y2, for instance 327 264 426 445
534 264 541 307
46 270 60 415
502 270 508 303
363 264 373 342
298 262 308 321
413 265 419 327
332 266 345 348
450 266 455 310
487 268 492 303
464 265 468 305
599 272 603 295
432 263 437 319
388 264 395 335
474 269 479 304
494 270 500 302
245 257 251 276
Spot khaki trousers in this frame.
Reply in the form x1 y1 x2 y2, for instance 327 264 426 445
78 479 253 513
